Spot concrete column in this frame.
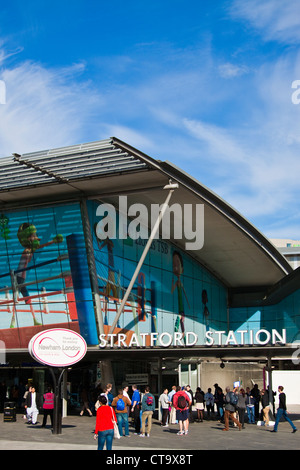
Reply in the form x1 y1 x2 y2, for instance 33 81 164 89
197 363 201 388
267 357 274 416
99 360 116 395
178 363 182 386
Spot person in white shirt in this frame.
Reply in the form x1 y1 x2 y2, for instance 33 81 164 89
159 389 171 427
168 386 177 424
123 385 131 416
25 386 41 424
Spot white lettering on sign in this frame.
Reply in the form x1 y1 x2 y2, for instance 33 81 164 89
98 329 286 348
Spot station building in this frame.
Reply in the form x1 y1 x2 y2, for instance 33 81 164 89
0 137 299 408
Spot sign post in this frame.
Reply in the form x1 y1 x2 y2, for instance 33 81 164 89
49 367 66 434
28 328 87 435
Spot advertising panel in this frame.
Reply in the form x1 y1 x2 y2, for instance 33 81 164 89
0 204 97 348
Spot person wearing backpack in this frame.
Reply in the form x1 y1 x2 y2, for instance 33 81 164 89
222 386 242 431
140 386 155 437
173 386 192 435
111 388 131 437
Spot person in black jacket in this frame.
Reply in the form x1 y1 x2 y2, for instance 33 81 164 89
215 388 225 423
250 384 260 420
271 386 297 433
260 389 270 426
25 385 42 425
195 387 205 422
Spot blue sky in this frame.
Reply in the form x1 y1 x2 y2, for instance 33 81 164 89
0 0 300 240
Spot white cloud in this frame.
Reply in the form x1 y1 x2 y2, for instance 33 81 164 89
181 107 300 219
218 62 249 78
0 46 24 67
230 0 300 44
183 118 247 165
102 124 154 151
0 59 104 157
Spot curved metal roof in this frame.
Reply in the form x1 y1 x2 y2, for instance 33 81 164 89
0 137 292 290
0 139 148 190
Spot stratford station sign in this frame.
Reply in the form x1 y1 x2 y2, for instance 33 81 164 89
99 328 287 349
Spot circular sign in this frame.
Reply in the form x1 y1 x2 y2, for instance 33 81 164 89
28 328 87 367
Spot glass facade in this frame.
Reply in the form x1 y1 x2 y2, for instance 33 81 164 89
230 288 300 344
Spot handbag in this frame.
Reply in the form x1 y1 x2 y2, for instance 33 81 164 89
111 407 120 439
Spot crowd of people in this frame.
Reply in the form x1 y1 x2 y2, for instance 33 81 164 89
3 379 296 450
91 381 297 449
181 383 272 427
157 383 274 429
168 382 296 431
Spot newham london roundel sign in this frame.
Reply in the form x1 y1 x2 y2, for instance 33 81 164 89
28 328 87 367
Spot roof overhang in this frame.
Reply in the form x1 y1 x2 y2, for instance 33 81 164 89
4 344 296 365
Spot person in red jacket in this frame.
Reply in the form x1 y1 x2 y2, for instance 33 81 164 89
172 386 192 435
94 395 117 450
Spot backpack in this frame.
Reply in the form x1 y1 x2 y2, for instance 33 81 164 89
229 392 238 407
146 395 153 406
116 398 125 411
177 395 187 409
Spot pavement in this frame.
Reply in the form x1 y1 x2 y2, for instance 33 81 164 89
0 406 299 452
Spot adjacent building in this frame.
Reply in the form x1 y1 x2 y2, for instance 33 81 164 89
271 239 300 270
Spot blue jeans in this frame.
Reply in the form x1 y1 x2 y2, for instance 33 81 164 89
117 412 129 436
274 408 296 431
97 429 114 450
247 405 255 423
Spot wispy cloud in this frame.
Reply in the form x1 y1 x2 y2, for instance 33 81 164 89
102 124 154 150
0 46 24 67
218 62 249 79
229 0 300 44
0 57 104 156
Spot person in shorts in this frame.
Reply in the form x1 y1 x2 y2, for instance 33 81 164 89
172 386 192 435
195 387 205 422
